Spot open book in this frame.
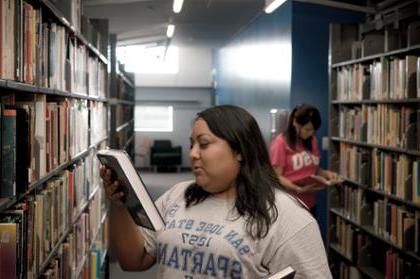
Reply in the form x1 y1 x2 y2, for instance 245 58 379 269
97 149 165 231
266 266 296 279
294 174 342 187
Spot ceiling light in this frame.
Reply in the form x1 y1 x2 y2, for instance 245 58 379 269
173 0 184 13
264 0 287 14
167 24 175 38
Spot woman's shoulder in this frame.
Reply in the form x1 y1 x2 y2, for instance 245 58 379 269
271 133 288 148
271 133 294 152
157 180 194 205
272 188 315 229
273 133 287 143
166 180 194 198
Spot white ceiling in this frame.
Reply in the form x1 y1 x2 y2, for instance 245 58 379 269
83 0 263 47
82 0 376 48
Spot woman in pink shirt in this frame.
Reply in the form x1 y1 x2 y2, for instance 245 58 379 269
270 104 339 215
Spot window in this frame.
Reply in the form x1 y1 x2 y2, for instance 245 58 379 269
117 45 179 74
135 105 173 132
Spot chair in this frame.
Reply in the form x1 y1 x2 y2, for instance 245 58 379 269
150 140 182 172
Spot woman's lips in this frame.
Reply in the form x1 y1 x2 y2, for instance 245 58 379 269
193 166 203 174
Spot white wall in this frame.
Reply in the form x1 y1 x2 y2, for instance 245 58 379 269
134 87 213 169
133 46 214 169
135 46 213 88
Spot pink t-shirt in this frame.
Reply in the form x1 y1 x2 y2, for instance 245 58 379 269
270 134 321 209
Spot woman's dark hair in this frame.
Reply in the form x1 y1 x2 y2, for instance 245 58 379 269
185 105 283 239
285 104 321 151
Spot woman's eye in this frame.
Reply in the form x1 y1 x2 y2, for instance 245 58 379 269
199 143 209 148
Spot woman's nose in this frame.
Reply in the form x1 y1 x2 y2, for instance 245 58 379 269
189 143 199 159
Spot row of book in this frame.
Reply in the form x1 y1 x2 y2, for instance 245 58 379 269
115 104 134 129
0 170 107 279
39 148 108 279
36 216 108 279
115 75 135 101
0 94 107 199
69 40 107 98
331 261 362 279
87 57 107 98
0 0 107 97
116 125 134 150
338 104 419 150
330 12 420 279
330 185 419 254
335 55 419 101
39 206 108 279
88 100 107 156
372 200 416 249
338 143 420 203
330 214 420 278
384 249 420 279
331 18 420 64
54 0 108 57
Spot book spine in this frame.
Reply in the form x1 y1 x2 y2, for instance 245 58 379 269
1 108 16 198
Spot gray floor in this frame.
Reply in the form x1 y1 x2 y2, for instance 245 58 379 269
109 170 194 279
139 170 194 201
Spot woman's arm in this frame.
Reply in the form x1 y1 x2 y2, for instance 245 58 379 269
274 166 324 193
101 167 155 271
274 166 303 193
317 168 340 181
268 221 333 279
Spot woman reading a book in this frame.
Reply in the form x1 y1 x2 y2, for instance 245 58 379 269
270 104 341 216
100 105 331 278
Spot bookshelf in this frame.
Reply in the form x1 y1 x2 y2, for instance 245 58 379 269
0 0 109 278
328 1 420 278
109 34 135 160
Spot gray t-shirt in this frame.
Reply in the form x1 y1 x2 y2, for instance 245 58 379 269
142 181 332 279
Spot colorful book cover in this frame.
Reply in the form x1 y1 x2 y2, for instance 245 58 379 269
0 223 17 278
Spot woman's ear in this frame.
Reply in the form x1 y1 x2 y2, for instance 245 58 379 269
236 153 242 162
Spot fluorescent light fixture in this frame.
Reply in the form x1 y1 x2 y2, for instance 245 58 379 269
264 0 287 14
270 109 278 114
173 0 184 13
166 24 175 38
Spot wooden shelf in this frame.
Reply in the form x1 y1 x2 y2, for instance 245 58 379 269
124 134 135 150
330 208 420 262
115 119 134 133
0 79 108 102
117 69 135 88
359 267 385 279
332 43 420 68
330 244 385 279
0 2 110 277
328 8 420 278
40 0 108 65
329 243 353 262
74 211 108 279
108 98 135 106
37 186 101 276
344 178 420 210
0 137 107 213
331 99 420 105
330 137 420 157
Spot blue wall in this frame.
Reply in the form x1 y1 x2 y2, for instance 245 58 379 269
215 1 363 240
291 2 364 238
215 1 293 143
